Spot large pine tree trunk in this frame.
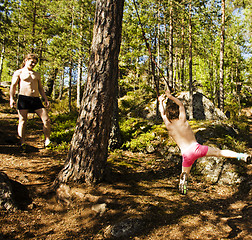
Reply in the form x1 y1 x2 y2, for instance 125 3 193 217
55 0 124 185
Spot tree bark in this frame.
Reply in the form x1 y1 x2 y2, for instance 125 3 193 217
55 0 124 185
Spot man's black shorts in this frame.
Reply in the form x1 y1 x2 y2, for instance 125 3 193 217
17 95 44 112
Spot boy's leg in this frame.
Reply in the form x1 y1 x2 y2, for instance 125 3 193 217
206 146 250 161
179 165 192 195
17 109 29 145
35 108 51 145
182 166 192 175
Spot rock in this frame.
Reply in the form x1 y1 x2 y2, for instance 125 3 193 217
91 203 107 216
195 157 244 185
0 171 17 211
179 91 227 120
104 217 144 238
146 144 155 153
56 184 72 205
145 91 227 120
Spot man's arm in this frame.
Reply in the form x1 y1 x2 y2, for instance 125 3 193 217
37 74 49 107
9 70 20 108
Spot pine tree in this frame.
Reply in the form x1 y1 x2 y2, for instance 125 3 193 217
55 0 125 185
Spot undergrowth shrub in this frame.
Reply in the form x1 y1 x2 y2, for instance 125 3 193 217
119 116 163 152
119 89 154 118
50 110 78 148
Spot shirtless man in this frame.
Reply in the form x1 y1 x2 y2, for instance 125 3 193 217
10 53 51 149
158 90 250 194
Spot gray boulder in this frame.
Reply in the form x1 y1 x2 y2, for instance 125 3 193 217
0 171 17 211
104 217 144 238
145 91 227 120
178 91 227 120
194 157 245 185
0 171 32 211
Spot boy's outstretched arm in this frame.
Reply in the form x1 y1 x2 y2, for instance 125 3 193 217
165 91 183 107
158 94 170 126
158 94 166 116
165 92 187 121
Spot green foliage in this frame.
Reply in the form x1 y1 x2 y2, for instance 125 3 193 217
124 131 156 152
50 110 78 147
195 121 249 153
51 97 78 114
120 117 152 142
119 88 155 118
0 59 12 83
214 135 247 153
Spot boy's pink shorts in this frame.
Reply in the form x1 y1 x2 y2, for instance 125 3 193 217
182 143 208 167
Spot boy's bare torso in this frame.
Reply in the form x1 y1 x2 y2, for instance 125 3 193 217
164 118 197 152
15 68 40 97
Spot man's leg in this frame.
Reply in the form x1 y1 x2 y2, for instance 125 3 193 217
17 109 29 145
35 108 51 145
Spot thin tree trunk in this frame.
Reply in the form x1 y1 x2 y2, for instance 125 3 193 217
31 2 36 53
58 69 64 100
188 0 193 119
181 16 185 89
68 60 72 112
219 0 225 111
0 43 5 84
55 0 125 185
174 48 177 88
77 5 84 109
45 68 58 97
68 4 75 112
169 0 173 89
77 57 83 108
163 12 170 88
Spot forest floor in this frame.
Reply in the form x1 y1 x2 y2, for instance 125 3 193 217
0 93 251 239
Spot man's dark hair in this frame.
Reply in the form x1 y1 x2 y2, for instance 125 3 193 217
21 53 38 68
165 98 179 120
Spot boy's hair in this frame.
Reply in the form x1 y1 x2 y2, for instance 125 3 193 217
21 53 38 68
165 98 179 120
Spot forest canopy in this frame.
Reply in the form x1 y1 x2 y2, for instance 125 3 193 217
0 0 251 113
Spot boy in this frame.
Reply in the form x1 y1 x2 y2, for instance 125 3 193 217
10 53 51 149
158 91 251 194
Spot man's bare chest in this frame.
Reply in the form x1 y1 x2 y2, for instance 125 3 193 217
20 71 37 83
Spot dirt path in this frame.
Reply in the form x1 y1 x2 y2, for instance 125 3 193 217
0 102 251 239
